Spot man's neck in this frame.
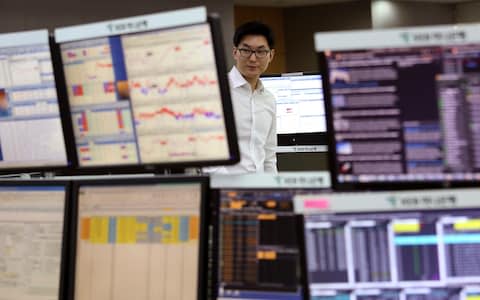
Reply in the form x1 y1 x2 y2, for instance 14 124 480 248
246 77 258 91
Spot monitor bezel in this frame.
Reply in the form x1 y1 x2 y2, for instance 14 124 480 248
0 30 73 176
318 49 480 191
297 214 310 300
67 175 210 300
0 180 71 300
260 72 328 147
52 13 239 174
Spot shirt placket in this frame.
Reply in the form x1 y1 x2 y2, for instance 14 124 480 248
250 90 258 171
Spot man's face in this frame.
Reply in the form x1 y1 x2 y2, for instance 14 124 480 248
233 34 275 81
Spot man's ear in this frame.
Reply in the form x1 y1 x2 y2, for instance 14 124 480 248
269 49 275 62
232 47 237 58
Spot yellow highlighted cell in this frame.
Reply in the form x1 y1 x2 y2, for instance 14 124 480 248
257 251 277 260
258 214 277 221
266 200 277 208
393 223 420 233
455 219 480 231
90 216 109 244
136 222 148 232
117 216 137 244
257 251 264 259
230 200 245 210
162 216 174 243
171 216 180 243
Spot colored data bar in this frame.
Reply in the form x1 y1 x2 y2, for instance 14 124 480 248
80 215 199 244
454 219 480 231
393 222 420 233
257 251 277 260
393 235 437 245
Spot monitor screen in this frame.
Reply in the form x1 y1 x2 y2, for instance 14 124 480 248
212 172 330 299
72 177 207 300
0 183 68 300
316 23 480 187
0 30 68 170
261 73 327 146
54 7 238 170
295 188 480 300
218 189 302 300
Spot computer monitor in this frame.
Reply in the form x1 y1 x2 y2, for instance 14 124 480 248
295 187 480 300
0 181 70 300
0 29 69 172
53 6 239 172
316 23 480 188
69 176 209 300
211 172 330 300
261 73 327 147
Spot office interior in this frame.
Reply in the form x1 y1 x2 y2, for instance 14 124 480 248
4 0 480 170
2 1 480 300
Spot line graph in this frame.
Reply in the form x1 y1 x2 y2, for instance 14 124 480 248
122 24 216 77
133 101 224 135
137 107 222 121
138 131 229 163
129 70 219 104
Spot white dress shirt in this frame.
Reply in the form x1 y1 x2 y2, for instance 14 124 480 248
206 66 277 174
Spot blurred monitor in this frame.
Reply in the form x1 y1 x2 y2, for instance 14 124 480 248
295 188 480 300
211 172 330 300
316 23 480 188
0 182 69 299
53 7 238 171
70 176 208 300
261 73 327 147
0 30 69 172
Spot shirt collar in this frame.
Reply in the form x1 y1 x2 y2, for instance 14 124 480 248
229 66 265 93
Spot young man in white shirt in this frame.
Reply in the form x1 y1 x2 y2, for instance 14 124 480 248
208 21 277 174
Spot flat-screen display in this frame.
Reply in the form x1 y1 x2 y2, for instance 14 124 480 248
211 172 331 300
261 73 327 146
295 188 480 300
54 7 238 170
0 182 69 300
316 23 480 187
218 189 302 300
0 30 68 171
71 177 208 300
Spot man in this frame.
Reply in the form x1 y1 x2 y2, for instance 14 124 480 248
208 21 277 174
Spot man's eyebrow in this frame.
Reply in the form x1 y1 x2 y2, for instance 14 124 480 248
240 43 268 49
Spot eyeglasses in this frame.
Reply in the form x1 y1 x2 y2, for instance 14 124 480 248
237 48 271 59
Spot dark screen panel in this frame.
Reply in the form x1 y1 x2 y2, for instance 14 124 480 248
317 24 480 187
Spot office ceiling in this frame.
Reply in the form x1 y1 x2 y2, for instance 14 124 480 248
234 0 475 8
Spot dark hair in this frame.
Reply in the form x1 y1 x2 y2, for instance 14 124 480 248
233 21 275 49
